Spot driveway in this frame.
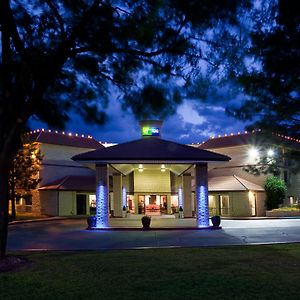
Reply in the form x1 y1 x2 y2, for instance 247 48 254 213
7 218 300 251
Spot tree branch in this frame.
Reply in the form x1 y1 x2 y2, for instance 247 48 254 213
44 0 66 40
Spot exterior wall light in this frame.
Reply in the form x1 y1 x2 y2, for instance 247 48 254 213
267 149 275 157
161 164 166 172
138 164 143 172
248 147 260 161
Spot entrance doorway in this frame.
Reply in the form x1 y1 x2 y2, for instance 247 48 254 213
138 195 168 215
219 195 230 216
76 194 87 215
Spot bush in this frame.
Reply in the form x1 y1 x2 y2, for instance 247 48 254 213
264 176 287 210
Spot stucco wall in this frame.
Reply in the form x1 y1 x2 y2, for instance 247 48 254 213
134 169 171 193
230 192 250 217
59 191 76 216
40 191 58 216
256 191 266 216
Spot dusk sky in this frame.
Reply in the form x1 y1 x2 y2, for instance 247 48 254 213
30 94 250 144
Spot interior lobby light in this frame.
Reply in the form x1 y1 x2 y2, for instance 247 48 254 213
161 164 166 172
138 164 143 172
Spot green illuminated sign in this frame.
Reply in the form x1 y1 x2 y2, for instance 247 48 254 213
142 127 160 136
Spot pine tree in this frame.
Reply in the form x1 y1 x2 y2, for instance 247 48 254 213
9 142 43 220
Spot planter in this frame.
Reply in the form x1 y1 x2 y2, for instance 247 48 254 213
141 216 151 228
87 216 97 228
211 215 221 227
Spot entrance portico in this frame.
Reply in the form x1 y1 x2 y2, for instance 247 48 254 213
73 120 230 228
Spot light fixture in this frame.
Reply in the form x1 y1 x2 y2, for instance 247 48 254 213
248 147 260 161
267 149 275 157
138 164 143 172
161 164 166 172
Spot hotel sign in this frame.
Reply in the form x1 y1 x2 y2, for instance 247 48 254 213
142 127 160 136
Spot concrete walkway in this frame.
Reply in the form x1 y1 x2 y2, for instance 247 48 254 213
7 217 300 251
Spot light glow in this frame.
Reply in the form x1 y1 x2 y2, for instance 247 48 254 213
122 186 127 208
178 187 183 209
267 149 275 157
248 147 260 160
138 164 143 172
161 164 166 172
96 184 108 228
197 185 209 227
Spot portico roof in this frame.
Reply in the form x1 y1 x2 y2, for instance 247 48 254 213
72 138 230 164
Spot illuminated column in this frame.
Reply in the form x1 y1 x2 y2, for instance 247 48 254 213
122 186 127 208
167 194 172 214
96 164 109 228
178 186 183 209
113 173 122 217
183 174 192 217
195 163 209 227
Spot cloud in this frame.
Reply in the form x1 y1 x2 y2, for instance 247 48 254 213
177 101 207 125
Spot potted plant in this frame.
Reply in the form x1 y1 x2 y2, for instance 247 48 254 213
211 215 221 227
141 215 151 228
87 215 97 228
122 205 127 218
179 206 184 219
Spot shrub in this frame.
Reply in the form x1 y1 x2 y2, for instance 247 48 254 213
264 176 287 210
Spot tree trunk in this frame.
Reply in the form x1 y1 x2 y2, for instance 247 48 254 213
11 183 16 220
0 161 11 259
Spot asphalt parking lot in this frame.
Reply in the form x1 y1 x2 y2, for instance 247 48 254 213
7 217 300 251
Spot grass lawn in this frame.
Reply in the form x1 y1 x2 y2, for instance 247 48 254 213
1 244 300 299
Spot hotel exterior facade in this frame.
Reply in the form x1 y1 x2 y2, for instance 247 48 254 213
17 121 300 224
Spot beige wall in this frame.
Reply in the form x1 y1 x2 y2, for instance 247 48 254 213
59 191 76 216
256 191 266 216
230 192 250 217
40 191 58 216
134 169 171 193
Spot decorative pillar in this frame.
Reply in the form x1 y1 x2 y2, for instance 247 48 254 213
195 163 209 227
113 173 122 217
178 185 183 210
96 164 109 228
122 186 127 208
183 174 192 217
167 194 172 214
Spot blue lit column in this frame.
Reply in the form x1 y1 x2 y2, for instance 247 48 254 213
178 186 183 209
122 186 127 209
96 164 109 228
195 163 209 227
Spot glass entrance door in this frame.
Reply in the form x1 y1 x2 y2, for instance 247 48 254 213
219 195 230 216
